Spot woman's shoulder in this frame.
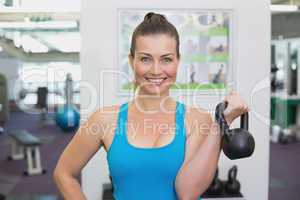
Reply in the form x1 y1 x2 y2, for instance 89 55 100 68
184 104 212 121
86 104 121 126
183 104 213 138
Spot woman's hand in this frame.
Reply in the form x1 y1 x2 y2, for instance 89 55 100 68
223 90 249 125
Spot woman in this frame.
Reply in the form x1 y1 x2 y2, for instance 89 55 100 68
54 12 249 200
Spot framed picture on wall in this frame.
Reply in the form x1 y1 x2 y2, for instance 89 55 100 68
116 8 234 96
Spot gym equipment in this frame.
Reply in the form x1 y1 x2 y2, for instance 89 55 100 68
225 165 241 195
270 125 281 143
202 166 244 199
0 73 9 134
288 47 298 96
55 73 80 132
65 73 74 107
36 87 48 110
0 104 3 134
270 45 284 92
102 183 114 200
215 101 255 160
36 87 51 127
278 128 296 144
55 105 80 132
271 40 300 145
290 125 300 142
7 130 46 176
205 168 223 196
270 122 300 144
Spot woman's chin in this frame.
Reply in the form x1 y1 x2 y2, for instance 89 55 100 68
142 85 171 95
136 79 174 95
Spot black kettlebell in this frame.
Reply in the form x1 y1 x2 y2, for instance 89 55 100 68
225 165 240 195
206 168 223 196
215 101 255 160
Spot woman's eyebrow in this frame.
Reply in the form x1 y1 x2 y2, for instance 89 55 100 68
161 53 174 57
137 52 174 57
137 52 152 56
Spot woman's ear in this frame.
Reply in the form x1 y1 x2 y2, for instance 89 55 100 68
128 54 134 69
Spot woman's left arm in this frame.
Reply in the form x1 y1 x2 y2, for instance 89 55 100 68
175 91 249 200
175 110 221 200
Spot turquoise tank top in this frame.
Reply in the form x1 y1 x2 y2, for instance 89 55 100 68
107 101 191 200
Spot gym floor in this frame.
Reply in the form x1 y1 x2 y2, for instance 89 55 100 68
269 142 300 199
0 110 299 199
0 110 75 200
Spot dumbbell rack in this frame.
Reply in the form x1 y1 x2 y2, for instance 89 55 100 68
202 180 244 199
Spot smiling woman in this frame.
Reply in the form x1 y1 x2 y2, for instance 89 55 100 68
129 34 179 94
54 11 249 200
128 12 180 95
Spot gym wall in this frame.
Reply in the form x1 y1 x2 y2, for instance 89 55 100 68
80 0 270 199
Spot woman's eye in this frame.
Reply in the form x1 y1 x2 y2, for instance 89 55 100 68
163 58 172 63
141 57 151 63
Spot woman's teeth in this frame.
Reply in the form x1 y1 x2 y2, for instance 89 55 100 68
146 78 166 85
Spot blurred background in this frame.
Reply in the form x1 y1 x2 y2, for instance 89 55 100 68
0 0 299 200
0 0 80 200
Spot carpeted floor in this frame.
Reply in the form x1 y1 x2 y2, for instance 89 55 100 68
269 142 300 200
0 111 75 199
0 111 299 200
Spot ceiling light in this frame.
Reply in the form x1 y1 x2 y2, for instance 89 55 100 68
270 5 299 12
0 21 78 29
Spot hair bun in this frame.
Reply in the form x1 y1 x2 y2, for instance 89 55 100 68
144 12 155 21
144 12 166 22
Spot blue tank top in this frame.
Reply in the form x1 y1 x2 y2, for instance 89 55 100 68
106 101 188 200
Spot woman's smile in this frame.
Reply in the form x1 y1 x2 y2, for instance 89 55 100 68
144 77 168 86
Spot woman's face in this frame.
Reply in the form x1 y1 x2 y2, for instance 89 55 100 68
129 34 179 96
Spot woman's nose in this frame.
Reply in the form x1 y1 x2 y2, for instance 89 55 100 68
149 60 163 75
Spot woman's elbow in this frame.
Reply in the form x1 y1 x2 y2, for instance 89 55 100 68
53 166 70 186
176 190 201 200
175 176 213 200
176 186 208 200
53 167 62 184
175 181 202 200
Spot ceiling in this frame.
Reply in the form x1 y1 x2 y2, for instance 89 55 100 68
272 0 300 5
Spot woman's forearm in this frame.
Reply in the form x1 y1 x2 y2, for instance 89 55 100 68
175 129 221 200
54 171 87 200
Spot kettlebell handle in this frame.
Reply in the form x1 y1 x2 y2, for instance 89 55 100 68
228 165 238 183
215 101 249 131
215 101 229 135
241 112 248 130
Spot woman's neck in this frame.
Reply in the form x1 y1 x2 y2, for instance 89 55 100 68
130 92 176 115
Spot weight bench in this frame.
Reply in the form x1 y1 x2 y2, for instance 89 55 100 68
7 130 46 176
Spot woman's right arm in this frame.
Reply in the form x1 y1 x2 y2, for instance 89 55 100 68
53 108 109 200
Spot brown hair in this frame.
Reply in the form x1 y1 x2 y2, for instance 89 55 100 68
130 12 180 59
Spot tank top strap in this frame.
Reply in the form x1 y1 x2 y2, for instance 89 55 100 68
175 101 185 128
113 102 129 146
174 101 186 143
